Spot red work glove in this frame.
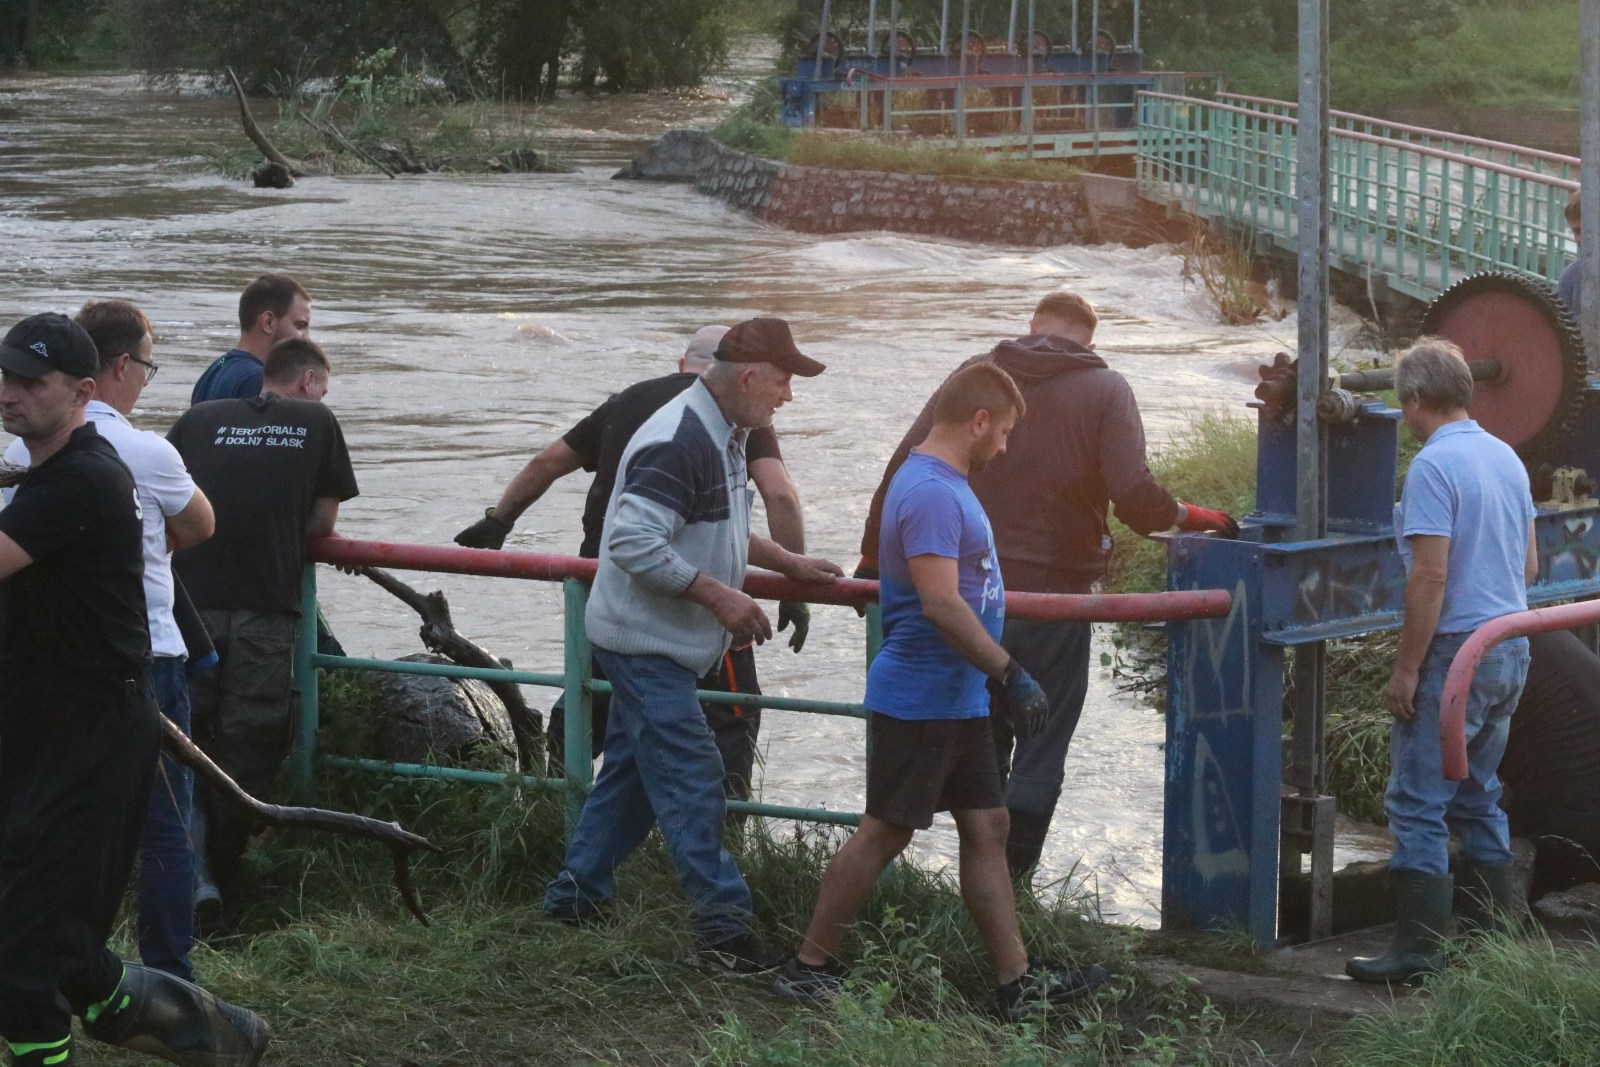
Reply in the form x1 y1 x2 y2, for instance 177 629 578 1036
1176 502 1240 539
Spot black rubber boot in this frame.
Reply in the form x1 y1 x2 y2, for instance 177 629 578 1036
1345 869 1453 984
7 1035 73 1065
1456 858 1517 936
79 963 270 1066
1006 809 1054 882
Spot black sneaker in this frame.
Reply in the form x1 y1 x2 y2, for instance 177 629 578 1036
996 958 1109 1020
696 932 786 975
772 956 844 1002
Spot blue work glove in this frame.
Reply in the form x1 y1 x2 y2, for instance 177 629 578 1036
777 600 810 653
994 657 1050 740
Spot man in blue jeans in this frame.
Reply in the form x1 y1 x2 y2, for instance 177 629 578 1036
543 317 841 971
1347 339 1538 984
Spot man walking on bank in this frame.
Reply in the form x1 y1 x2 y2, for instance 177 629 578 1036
1346 339 1538 983
777 362 1108 1017
543 317 841 970
0 313 268 1066
860 291 1240 878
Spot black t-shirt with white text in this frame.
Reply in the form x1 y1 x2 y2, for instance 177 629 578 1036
562 372 782 558
168 394 359 613
0 423 150 679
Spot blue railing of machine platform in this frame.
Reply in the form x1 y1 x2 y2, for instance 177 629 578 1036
1136 91 1578 304
291 537 1233 841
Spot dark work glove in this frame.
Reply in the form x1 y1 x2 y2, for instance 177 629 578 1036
992 657 1050 740
1176 502 1241 539
455 507 513 550
851 558 879 618
777 600 810 653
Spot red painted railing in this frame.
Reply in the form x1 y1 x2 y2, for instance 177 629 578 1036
306 537 1233 623
1439 601 1600 780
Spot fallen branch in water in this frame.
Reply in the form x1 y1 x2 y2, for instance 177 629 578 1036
352 565 545 771
160 714 441 925
298 108 399 178
225 65 309 176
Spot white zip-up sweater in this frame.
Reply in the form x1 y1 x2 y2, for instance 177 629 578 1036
585 379 751 674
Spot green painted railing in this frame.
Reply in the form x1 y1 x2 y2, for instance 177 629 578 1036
288 537 1233 848
293 567 877 833
1137 91 1578 304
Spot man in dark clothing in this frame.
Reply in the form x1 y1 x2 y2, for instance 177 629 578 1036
1500 629 1600 896
0 312 268 1067
455 326 810 799
170 338 358 912
860 291 1240 878
190 273 312 405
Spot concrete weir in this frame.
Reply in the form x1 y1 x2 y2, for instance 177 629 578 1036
614 129 1155 247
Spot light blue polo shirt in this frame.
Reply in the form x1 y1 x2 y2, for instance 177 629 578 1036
1396 419 1535 633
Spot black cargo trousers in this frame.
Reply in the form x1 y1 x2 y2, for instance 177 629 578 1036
0 670 160 1045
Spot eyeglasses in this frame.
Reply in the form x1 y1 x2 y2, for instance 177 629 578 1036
127 354 158 384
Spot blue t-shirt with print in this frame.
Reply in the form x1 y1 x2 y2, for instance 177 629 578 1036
1396 419 1535 633
865 452 1004 720
190 348 264 406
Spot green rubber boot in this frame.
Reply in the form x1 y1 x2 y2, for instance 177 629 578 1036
79 962 270 1066
7 1035 72 1066
1456 858 1518 936
1345 869 1453 984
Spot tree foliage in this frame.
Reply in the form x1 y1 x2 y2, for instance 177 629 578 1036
110 0 729 97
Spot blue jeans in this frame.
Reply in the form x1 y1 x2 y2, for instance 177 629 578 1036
543 648 753 944
139 655 194 980
1386 633 1530 875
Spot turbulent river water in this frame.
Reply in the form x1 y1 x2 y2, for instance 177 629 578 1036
0 47 1390 926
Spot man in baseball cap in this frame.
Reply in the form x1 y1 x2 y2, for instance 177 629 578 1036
714 316 827 378
0 311 101 381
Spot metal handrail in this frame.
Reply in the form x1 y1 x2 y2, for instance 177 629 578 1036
292 537 1234 838
1438 602 1600 781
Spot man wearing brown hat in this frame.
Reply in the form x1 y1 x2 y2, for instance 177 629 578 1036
544 316 842 972
0 313 268 1066
455 325 812 799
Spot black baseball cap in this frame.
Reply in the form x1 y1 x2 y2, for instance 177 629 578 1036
715 317 826 377
0 313 100 379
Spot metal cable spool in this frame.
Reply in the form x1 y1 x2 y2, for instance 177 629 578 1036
1419 270 1588 460
879 30 916 59
806 31 844 61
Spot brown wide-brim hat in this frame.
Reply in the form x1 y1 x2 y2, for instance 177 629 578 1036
715 317 826 377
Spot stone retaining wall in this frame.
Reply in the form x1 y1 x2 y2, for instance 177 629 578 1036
617 129 1101 247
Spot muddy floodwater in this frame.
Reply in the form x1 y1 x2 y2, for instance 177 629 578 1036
0 50 1391 925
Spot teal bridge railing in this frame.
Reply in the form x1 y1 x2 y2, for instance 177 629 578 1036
1136 91 1579 305
291 537 1233 844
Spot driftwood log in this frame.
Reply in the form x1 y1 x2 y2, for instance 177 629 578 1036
352 565 545 770
160 714 442 925
225 65 309 177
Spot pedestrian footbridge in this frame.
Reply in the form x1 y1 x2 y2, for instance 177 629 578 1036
1136 91 1579 307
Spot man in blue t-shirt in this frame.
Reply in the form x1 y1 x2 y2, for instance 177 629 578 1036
1348 339 1538 985
776 362 1108 1020
190 274 312 405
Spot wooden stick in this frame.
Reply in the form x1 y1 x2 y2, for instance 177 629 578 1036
160 714 441 925
297 108 399 178
225 66 308 175
352 565 546 771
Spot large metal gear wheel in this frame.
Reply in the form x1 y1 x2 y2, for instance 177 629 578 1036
1419 270 1587 461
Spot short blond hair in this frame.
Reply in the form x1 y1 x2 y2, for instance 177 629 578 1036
1032 290 1098 337
1567 188 1582 229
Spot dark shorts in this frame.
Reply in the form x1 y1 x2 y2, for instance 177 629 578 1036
865 712 1005 830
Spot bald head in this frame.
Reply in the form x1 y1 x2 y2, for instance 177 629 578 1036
681 325 730 374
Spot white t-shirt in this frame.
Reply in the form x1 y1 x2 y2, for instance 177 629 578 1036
3 401 198 657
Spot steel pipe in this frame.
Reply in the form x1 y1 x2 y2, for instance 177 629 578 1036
306 538 1233 622
1439 601 1600 780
